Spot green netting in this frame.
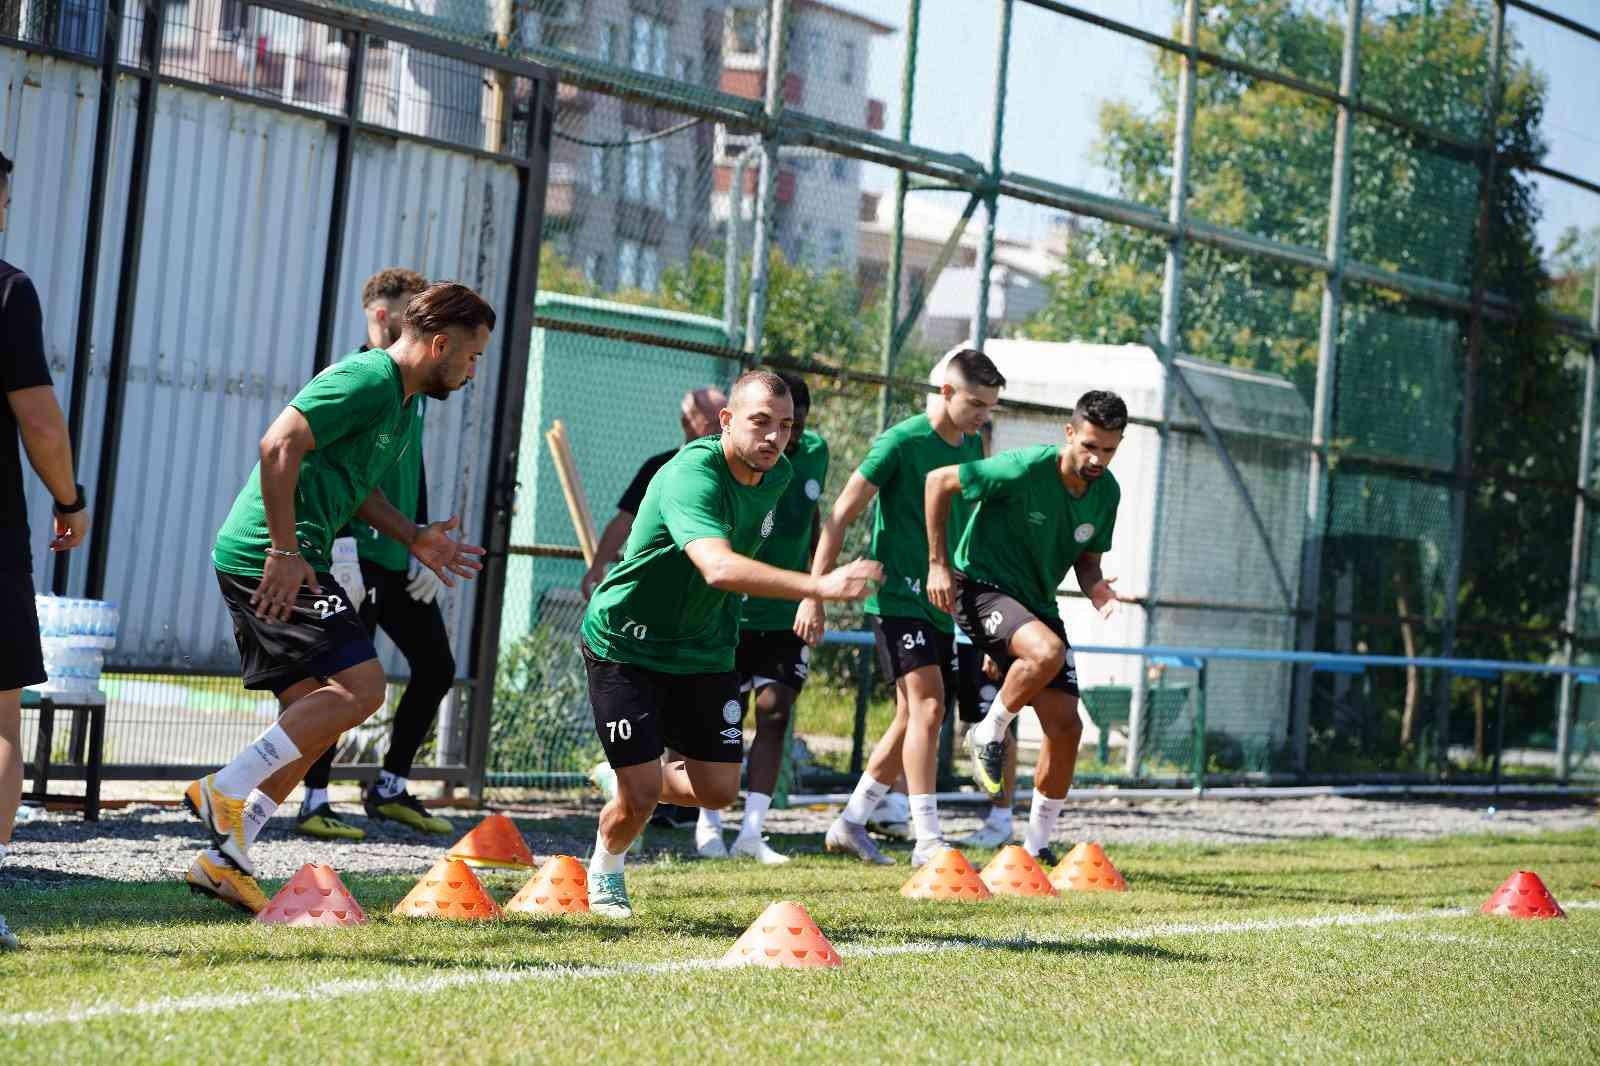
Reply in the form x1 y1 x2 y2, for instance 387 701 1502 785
1336 286 1463 467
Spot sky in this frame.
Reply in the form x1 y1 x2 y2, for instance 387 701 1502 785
826 0 1599 264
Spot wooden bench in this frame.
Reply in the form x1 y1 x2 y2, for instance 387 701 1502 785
20 688 107 822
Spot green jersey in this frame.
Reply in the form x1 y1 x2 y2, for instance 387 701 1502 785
213 349 417 577
859 413 983 632
348 393 426 572
953 445 1120 619
583 435 792 674
741 430 829 631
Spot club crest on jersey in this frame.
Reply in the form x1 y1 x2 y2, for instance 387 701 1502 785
722 699 743 725
1074 523 1095 543
804 479 822 500
760 510 775 538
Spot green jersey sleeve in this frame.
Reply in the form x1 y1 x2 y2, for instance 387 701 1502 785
290 359 396 450
659 460 731 548
857 424 901 487
958 449 1034 503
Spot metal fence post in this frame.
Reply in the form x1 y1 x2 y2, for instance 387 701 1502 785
1434 0 1507 775
849 644 872 776
54 0 129 596
742 0 791 357
1558 261 1600 782
723 145 757 352
1132 0 1198 777
312 31 368 374
1293 0 1363 774
971 0 1012 349
1193 660 1208 797
463 72 555 801
878 0 921 432
83 0 166 599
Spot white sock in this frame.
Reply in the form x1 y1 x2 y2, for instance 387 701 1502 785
974 698 1018 747
213 724 302 798
589 829 626 874
1024 793 1065 856
909 793 941 844
985 804 1012 832
739 792 773 839
696 807 723 846
243 791 279 846
301 787 329 813
0 842 8 868
376 770 406 799
204 848 230 868
842 775 891 825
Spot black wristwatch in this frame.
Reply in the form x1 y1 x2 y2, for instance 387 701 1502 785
53 484 87 515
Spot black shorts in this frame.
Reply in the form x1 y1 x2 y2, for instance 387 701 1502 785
736 628 810 693
2 568 46 690
869 614 956 688
215 568 378 694
582 639 744 768
951 571 1079 696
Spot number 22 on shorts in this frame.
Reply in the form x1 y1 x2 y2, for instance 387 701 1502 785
312 594 347 619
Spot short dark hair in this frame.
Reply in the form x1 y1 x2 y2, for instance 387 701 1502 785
0 151 12 184
776 371 810 412
730 369 790 404
1072 390 1129 432
946 348 1006 390
363 267 428 307
402 282 496 336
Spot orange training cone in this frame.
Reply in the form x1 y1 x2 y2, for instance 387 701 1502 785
393 858 504 920
447 812 535 870
979 845 1057 897
723 901 842 968
1049 842 1128 893
506 855 590 915
901 848 992 901
1480 870 1565 919
257 863 367 927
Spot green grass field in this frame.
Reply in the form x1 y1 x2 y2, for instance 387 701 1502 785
4 829 1598 1064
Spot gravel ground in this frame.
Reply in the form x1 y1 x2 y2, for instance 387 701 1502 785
2 794 1595 886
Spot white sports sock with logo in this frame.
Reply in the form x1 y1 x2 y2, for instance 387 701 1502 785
376 771 407 799
1024 793 1065 856
909 793 942 844
243 791 279 846
973 698 1017 748
589 830 626 875
301 787 330 814
842 775 891 826
214 723 302 798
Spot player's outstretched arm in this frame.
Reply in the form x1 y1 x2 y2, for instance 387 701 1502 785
254 407 319 621
796 470 880 640
410 516 487 587
1074 552 1118 620
686 538 881 603
923 465 964 615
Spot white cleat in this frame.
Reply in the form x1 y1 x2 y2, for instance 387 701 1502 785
955 820 1015 850
589 761 618 802
824 816 894 865
730 833 791 865
695 828 727 858
867 791 913 840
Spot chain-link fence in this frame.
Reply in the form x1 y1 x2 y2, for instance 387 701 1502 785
10 0 1598 797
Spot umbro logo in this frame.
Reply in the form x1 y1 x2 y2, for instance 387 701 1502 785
719 727 743 742
1027 511 1046 525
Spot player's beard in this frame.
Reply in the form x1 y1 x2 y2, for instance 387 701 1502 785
736 438 780 473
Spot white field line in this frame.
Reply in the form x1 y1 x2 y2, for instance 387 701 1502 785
5 900 1597 1029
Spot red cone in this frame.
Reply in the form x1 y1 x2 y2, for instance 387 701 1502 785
1480 870 1565 919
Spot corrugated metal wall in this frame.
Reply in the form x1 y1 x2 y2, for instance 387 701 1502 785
329 134 522 674
97 83 340 669
0 50 110 574
2 39 527 678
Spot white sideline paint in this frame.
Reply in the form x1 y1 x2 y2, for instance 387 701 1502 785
4 901 1596 1029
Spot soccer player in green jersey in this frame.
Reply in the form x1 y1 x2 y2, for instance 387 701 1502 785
183 283 492 913
798 349 1004 867
581 371 880 917
694 372 829 864
925 390 1127 866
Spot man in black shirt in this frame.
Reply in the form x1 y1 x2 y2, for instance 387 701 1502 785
1 151 92 950
580 383 726 830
